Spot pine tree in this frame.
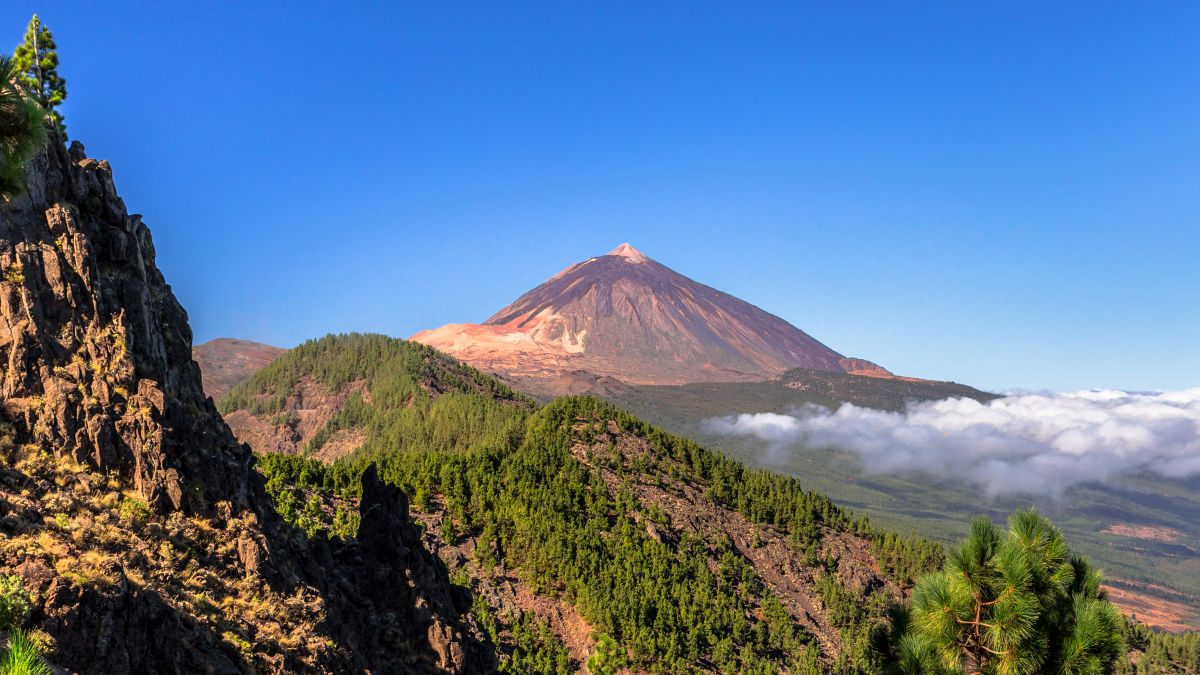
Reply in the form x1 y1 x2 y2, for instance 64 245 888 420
897 508 1124 675
0 54 46 198
13 15 66 138
586 633 627 675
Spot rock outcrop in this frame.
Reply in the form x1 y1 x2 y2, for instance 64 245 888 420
0 138 247 516
0 131 485 672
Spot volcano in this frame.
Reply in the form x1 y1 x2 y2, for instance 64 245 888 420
412 244 890 388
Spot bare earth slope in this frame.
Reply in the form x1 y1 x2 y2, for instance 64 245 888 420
413 243 896 392
193 338 285 398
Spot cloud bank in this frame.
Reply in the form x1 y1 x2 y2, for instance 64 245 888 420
702 388 1200 498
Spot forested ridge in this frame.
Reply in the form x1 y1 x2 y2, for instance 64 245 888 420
217 335 942 672
218 334 1198 674
1120 622 1200 674
218 333 531 418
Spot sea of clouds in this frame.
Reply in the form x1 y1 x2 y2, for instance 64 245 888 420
702 388 1200 499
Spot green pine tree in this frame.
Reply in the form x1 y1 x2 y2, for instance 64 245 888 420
0 54 46 199
897 508 1124 675
13 15 66 138
586 633 628 675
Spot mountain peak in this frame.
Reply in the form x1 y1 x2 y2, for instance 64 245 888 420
416 244 854 386
607 242 650 264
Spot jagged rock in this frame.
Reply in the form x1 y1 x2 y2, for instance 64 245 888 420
428 620 467 672
346 464 491 674
39 574 243 674
237 534 265 578
0 130 487 673
357 463 410 558
0 135 245 516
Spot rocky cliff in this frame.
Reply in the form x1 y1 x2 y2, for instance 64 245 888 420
0 132 486 672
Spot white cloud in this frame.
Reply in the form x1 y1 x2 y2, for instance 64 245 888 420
702 388 1200 498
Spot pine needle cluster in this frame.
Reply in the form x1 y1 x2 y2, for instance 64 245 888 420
897 508 1124 675
0 54 46 199
0 630 52 675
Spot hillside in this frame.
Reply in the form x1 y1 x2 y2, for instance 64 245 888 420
5 131 1186 675
602 373 1200 633
0 135 485 672
6 16 1197 673
193 334 1200 634
216 334 533 461
193 338 286 398
218 333 949 672
607 367 998 427
218 334 1200 671
412 243 901 394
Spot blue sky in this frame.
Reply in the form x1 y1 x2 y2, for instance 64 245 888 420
5 2 1198 393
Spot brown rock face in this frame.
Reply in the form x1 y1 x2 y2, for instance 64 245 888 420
0 134 485 673
413 243 881 390
0 137 245 515
193 338 286 398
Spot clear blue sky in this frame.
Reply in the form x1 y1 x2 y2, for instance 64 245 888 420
6 2 1198 393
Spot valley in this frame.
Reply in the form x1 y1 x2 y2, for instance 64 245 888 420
211 341 1200 635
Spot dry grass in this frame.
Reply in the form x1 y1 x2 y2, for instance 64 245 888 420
0 441 334 669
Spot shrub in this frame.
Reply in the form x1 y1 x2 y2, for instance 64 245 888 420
0 577 30 632
117 498 150 526
586 633 627 675
0 422 14 454
0 54 47 199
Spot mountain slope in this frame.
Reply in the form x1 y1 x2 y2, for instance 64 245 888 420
607 367 998 434
413 243 894 391
216 333 533 461
218 333 949 672
193 337 286 398
0 135 485 672
603 373 1200 633
252 373 1199 667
